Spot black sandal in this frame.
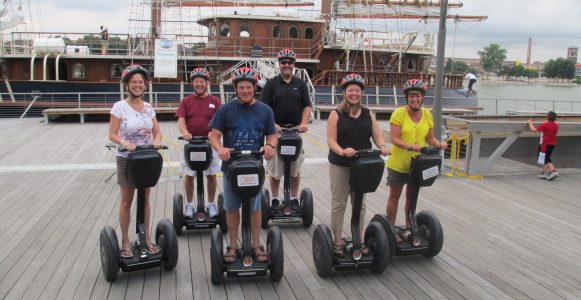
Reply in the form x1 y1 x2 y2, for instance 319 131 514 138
333 244 345 257
224 246 239 263
252 244 269 262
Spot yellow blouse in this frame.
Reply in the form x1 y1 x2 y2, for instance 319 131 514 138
387 106 433 173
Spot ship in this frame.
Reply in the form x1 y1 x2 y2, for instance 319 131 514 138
0 0 486 119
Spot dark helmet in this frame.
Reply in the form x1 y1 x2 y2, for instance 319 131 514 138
121 64 148 84
402 79 427 96
340 73 365 91
190 67 211 81
276 48 296 62
232 67 259 85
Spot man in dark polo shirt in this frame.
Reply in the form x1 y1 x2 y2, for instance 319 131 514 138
260 48 312 211
176 67 222 218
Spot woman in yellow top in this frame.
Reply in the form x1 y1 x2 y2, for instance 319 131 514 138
386 79 447 241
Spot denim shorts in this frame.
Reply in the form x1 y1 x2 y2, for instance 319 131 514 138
386 168 409 186
222 175 261 212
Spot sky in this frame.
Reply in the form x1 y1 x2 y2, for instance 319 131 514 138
7 0 581 63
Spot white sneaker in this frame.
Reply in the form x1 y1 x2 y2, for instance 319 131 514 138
207 203 218 218
184 204 194 218
536 173 548 179
547 171 559 181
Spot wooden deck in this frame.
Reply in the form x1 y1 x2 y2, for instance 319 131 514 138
1 118 580 300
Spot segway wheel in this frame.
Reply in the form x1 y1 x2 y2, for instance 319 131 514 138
300 188 314 227
217 194 228 234
364 221 391 273
99 226 120 282
267 226 284 281
260 188 271 229
370 214 396 260
417 210 444 258
173 193 184 235
155 219 179 270
210 228 224 284
312 224 333 277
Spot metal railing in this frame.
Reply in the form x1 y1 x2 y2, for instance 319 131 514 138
477 98 581 115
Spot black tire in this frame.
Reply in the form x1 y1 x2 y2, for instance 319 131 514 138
155 219 179 270
417 210 444 258
364 221 391 273
267 226 284 281
300 188 314 227
210 228 224 284
217 194 228 234
173 193 184 235
99 226 119 282
260 188 271 229
312 224 333 277
370 214 396 260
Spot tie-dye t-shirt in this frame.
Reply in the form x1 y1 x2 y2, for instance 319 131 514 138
210 99 276 173
110 100 156 157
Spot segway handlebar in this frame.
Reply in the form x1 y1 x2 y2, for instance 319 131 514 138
420 146 442 155
280 124 299 134
355 149 383 156
119 144 168 152
229 149 264 156
178 136 209 142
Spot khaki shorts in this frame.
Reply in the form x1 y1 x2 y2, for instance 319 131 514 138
116 156 130 187
266 149 304 179
179 148 221 177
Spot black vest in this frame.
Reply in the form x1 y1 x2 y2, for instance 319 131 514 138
328 108 373 167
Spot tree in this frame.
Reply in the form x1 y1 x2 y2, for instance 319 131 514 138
445 58 477 74
543 58 575 81
478 43 507 77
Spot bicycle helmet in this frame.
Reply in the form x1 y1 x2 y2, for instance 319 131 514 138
340 73 366 91
232 67 259 85
276 48 296 62
121 64 148 84
190 67 211 81
402 79 427 96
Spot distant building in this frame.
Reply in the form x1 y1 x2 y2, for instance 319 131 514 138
575 64 581 77
567 47 578 64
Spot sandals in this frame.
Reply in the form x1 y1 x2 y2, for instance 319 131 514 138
147 245 160 255
360 244 370 256
252 244 269 262
224 246 239 263
333 244 345 257
120 248 134 258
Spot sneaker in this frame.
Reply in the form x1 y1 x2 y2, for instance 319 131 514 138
207 203 218 218
547 171 559 181
184 204 193 218
290 198 300 211
536 173 548 179
271 198 281 211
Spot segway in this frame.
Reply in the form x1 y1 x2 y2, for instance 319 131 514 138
371 146 444 259
210 150 284 284
100 145 178 282
173 136 227 235
312 149 390 277
261 126 314 228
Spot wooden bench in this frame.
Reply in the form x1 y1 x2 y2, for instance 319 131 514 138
43 107 179 123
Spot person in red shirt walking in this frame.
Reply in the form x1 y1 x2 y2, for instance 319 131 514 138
528 111 559 180
176 68 222 217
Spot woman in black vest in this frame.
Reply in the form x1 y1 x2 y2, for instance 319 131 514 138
326 74 390 257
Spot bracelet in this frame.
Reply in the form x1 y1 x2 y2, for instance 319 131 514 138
120 139 126 146
407 146 413 151
266 143 275 149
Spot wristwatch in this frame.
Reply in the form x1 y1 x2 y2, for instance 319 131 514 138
407 146 414 151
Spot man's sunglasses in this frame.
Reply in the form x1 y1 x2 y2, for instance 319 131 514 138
279 60 294 65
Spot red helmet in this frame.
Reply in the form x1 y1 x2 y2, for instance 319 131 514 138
276 48 296 62
232 67 259 85
403 79 427 96
121 64 148 84
340 73 365 91
190 67 211 81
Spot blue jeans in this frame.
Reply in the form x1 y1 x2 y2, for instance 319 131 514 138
222 176 261 212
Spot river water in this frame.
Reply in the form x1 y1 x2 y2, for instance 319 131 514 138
474 83 581 115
